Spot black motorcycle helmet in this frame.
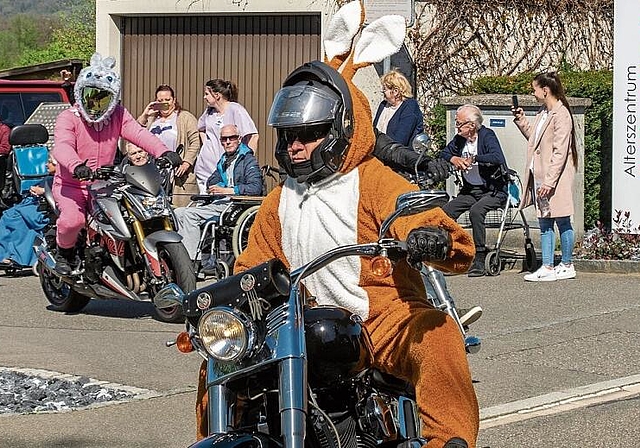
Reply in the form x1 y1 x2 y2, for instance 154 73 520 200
267 61 354 184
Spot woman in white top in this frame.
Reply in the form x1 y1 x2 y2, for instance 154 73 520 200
137 84 201 206
194 79 259 194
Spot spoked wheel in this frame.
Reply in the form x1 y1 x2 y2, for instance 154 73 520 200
484 250 502 276
524 239 537 272
153 242 196 323
232 205 260 257
38 261 91 312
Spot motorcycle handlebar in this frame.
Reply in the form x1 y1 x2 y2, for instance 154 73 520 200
92 165 121 181
290 240 406 287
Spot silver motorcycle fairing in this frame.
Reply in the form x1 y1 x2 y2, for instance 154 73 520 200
122 163 163 196
91 195 132 240
188 432 283 448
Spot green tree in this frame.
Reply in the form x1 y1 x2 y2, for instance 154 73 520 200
0 14 53 69
18 0 94 66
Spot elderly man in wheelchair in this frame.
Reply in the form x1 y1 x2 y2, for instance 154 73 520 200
174 124 263 279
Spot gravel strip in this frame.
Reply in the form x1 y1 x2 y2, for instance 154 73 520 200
0 367 159 415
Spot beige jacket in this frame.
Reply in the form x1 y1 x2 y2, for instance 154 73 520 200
514 100 576 218
140 109 201 207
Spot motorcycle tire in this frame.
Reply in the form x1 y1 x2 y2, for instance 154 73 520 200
154 242 196 323
38 261 91 312
231 205 260 258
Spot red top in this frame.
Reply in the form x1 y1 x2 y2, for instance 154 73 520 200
0 122 10 156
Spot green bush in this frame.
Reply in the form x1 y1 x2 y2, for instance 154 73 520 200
426 69 613 231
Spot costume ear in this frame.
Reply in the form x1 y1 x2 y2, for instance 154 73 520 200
89 53 102 67
102 57 117 70
353 15 406 65
324 1 365 69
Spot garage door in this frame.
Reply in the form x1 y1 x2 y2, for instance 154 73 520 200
121 14 321 173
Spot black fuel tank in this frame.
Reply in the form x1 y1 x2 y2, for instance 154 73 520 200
304 306 374 387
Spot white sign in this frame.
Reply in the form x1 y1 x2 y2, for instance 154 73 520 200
364 0 414 26
612 0 640 232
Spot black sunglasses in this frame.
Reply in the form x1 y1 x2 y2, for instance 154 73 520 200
282 127 329 144
220 135 239 143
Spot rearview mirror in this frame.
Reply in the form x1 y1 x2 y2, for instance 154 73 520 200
379 190 449 238
411 134 432 178
154 283 185 309
395 190 449 211
411 133 432 154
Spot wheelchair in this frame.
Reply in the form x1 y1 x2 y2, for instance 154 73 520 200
191 195 263 280
1 124 50 210
189 165 280 280
456 164 537 275
0 124 57 276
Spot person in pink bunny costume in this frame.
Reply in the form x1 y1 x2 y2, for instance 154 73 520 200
52 53 182 275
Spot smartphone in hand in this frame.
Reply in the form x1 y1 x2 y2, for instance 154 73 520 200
152 102 170 111
511 94 519 109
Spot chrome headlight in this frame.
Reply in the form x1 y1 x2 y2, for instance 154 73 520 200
198 309 253 361
141 196 163 208
128 192 170 220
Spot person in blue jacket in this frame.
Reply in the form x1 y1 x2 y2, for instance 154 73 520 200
174 124 263 262
0 157 56 268
373 69 424 147
440 104 508 277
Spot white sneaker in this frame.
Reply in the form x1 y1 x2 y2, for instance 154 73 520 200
524 266 557 282
555 262 576 280
458 306 483 327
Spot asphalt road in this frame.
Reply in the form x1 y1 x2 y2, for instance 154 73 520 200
0 268 638 447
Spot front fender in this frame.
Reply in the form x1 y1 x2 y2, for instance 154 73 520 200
142 230 184 277
188 432 283 448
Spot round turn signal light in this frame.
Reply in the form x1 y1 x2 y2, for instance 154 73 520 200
371 256 393 277
176 331 194 353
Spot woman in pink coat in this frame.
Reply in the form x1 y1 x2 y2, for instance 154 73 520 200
52 53 181 275
512 72 577 282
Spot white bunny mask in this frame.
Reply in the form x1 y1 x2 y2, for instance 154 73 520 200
73 53 121 125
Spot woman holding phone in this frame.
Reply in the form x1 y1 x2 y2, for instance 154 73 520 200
138 84 201 206
512 72 577 282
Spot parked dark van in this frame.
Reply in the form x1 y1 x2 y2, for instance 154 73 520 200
0 80 72 128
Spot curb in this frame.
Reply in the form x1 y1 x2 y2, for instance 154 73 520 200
572 259 640 274
496 245 640 275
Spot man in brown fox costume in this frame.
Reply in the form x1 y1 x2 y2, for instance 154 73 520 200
196 2 479 447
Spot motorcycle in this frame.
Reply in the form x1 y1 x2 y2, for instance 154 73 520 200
155 188 469 448
35 159 196 323
392 133 481 347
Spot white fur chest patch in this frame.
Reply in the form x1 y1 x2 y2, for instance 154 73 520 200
279 170 369 319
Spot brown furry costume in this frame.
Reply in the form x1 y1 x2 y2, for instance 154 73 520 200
196 2 479 447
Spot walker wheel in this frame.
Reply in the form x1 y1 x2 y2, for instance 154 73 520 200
524 241 537 272
485 250 501 276
216 259 230 281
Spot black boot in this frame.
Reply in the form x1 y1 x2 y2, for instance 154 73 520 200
55 247 75 276
467 249 486 277
443 438 468 448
